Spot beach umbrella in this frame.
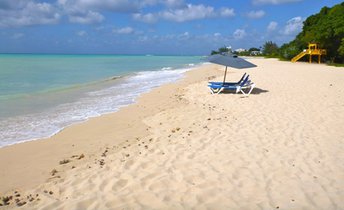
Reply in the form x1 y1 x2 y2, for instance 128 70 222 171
207 54 257 83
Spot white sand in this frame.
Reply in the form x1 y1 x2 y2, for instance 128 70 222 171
1 59 343 209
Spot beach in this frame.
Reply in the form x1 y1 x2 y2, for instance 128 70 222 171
1 58 344 209
0 54 201 146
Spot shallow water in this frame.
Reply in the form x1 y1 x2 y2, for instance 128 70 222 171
0 54 203 147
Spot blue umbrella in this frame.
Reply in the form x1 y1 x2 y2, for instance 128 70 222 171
207 54 257 83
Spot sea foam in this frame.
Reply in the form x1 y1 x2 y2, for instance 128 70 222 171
0 67 194 148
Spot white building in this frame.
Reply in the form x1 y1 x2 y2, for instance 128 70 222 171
235 48 247 53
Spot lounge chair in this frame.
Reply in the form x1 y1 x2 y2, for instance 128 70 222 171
208 75 255 96
208 73 247 86
208 74 249 92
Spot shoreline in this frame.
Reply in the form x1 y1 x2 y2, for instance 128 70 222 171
0 62 204 148
1 59 344 209
0 63 222 194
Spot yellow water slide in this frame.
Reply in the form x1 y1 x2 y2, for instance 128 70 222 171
291 43 326 63
291 51 308 62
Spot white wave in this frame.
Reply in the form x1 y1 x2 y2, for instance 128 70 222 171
0 66 196 148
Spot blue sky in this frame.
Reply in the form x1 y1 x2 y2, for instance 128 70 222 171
0 0 342 55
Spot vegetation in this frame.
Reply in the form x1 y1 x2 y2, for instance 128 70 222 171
280 2 344 63
235 47 262 56
262 41 279 57
211 46 231 55
210 2 344 64
328 62 344 67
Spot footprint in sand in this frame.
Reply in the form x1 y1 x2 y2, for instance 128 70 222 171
111 179 128 191
124 159 135 170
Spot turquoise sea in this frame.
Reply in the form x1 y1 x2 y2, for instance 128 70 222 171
0 54 203 147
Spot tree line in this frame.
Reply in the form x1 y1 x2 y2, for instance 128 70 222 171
211 2 344 64
279 2 344 63
211 47 261 56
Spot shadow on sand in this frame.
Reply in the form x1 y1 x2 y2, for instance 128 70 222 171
249 87 269 95
217 87 269 95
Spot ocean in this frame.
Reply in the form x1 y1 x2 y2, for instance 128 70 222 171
0 54 204 147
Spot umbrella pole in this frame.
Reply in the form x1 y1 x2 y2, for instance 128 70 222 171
223 66 228 84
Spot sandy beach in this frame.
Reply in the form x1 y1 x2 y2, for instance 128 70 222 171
1 58 344 209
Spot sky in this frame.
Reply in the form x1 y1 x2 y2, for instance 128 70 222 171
0 0 342 55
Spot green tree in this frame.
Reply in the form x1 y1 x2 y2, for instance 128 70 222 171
237 50 249 56
281 2 344 63
249 47 260 52
263 41 279 56
210 46 231 55
210 50 218 55
279 39 304 60
339 38 344 57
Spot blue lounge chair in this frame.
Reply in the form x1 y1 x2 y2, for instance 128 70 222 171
208 73 247 86
208 75 255 96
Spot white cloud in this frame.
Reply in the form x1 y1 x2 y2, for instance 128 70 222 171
138 35 149 42
0 1 60 27
252 0 302 5
233 29 246 40
247 10 265 19
113 27 134 34
58 0 140 13
220 8 235 17
77 30 87 36
0 0 27 10
281 16 303 35
52 1 235 25
164 0 185 8
69 11 104 24
139 0 158 6
178 31 190 40
214 33 221 37
267 21 278 31
133 13 158 23
58 0 140 24
160 4 215 22
133 4 235 23
134 0 186 8
11 33 24 39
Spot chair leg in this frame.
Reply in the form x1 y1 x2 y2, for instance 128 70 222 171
240 84 255 96
216 87 224 94
209 87 215 94
247 84 255 95
209 87 223 94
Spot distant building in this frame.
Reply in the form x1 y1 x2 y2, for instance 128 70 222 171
234 48 247 53
250 51 262 56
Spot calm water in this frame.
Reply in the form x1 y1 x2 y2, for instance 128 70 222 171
0 54 203 147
